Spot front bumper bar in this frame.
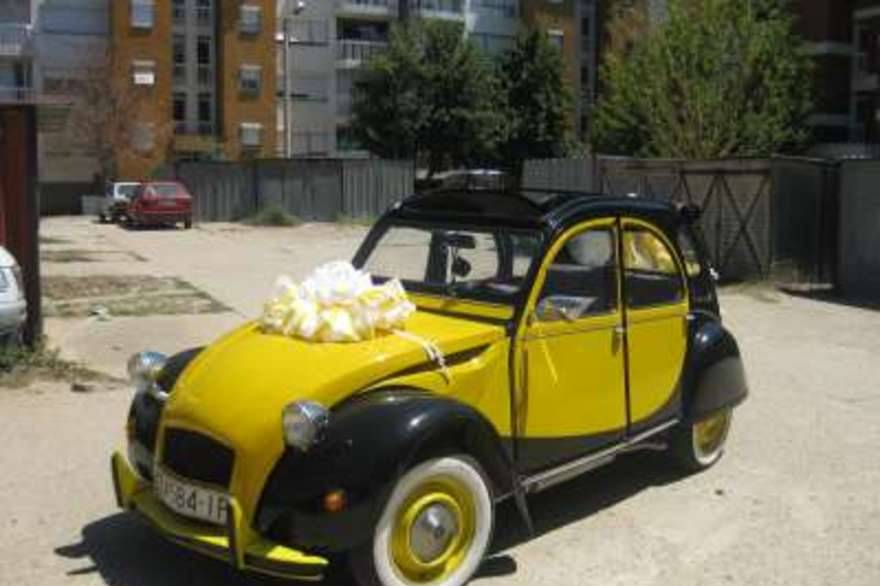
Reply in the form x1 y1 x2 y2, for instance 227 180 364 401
111 452 328 581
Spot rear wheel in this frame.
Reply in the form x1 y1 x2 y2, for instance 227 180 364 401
351 456 494 586
669 409 733 472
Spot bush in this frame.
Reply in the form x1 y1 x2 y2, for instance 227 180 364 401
242 206 301 227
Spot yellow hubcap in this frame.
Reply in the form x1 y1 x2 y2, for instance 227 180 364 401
390 477 475 584
694 410 731 458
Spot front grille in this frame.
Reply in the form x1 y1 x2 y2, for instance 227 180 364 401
162 428 234 487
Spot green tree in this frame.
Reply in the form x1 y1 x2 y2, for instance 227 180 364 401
497 30 574 175
592 0 814 158
352 20 504 178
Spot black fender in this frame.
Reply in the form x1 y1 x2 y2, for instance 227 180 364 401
682 315 748 422
254 389 514 554
127 347 203 478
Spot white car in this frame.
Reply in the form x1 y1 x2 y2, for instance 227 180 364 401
0 246 27 346
99 182 141 223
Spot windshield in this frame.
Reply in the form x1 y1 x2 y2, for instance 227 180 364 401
116 184 139 199
151 184 182 198
361 223 542 303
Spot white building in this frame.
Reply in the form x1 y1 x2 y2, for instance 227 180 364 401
278 0 521 158
0 0 106 191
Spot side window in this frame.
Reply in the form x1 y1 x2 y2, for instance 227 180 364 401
623 226 684 308
536 227 618 322
677 227 703 278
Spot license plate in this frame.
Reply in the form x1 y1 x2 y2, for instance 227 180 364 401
157 199 178 208
154 467 229 526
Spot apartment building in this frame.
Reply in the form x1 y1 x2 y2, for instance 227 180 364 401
109 0 277 179
278 0 529 158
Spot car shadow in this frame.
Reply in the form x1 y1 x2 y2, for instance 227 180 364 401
57 452 682 586
475 450 684 580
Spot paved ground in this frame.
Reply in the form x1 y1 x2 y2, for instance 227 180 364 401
1 217 879 586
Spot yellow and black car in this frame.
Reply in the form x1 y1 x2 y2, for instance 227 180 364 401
111 190 748 586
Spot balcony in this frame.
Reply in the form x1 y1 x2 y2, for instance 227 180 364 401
412 0 465 20
0 24 33 58
292 131 333 156
336 39 388 68
0 85 35 104
336 0 398 19
854 53 880 93
173 121 219 153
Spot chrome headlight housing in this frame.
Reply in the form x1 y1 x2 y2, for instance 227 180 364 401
282 401 329 451
127 351 168 395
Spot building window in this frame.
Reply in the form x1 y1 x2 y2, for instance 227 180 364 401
131 123 155 153
240 4 262 35
473 0 517 18
132 60 156 86
241 122 263 147
196 0 213 26
173 35 186 82
239 65 262 95
173 93 187 129
290 74 328 102
548 29 564 51
131 0 155 29
197 35 212 65
172 0 186 23
197 92 213 133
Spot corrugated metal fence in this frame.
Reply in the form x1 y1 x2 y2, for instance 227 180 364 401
173 159 414 223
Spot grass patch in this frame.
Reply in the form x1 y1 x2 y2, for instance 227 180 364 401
336 214 376 227
42 275 231 318
41 249 97 263
39 236 71 245
0 340 114 388
242 206 301 227
41 249 146 264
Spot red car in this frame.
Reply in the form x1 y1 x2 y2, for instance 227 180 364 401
127 182 193 229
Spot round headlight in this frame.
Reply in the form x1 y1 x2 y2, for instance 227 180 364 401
282 401 329 451
127 351 168 392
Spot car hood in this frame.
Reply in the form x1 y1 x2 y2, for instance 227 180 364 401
170 311 504 419
161 310 505 515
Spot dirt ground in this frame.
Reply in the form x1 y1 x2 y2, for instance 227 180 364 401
1 216 879 586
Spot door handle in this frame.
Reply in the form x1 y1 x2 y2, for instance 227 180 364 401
613 325 626 338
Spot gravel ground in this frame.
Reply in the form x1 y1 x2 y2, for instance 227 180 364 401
1 217 878 586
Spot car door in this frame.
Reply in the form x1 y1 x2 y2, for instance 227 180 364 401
621 219 689 434
516 219 627 473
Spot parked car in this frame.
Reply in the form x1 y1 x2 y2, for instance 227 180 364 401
0 246 26 346
99 181 141 224
126 181 193 229
111 190 748 586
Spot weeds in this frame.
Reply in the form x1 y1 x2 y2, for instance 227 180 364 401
0 340 113 388
336 214 376 227
242 206 301 227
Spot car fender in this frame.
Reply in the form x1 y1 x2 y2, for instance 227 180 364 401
682 315 748 422
255 389 513 553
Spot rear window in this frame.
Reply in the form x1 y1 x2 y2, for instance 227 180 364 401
151 184 183 198
117 184 139 198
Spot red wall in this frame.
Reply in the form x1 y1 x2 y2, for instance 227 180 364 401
0 105 42 344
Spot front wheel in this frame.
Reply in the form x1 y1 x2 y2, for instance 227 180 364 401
669 409 733 472
351 456 494 586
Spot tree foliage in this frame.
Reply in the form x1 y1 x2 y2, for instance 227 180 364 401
592 0 814 158
63 49 159 182
352 22 573 176
352 20 504 177
497 29 574 174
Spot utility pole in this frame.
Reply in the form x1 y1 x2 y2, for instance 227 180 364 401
282 0 306 158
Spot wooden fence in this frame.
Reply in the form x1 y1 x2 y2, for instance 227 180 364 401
522 156 840 284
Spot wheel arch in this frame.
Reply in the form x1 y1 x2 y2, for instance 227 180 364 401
254 387 513 553
682 317 748 422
